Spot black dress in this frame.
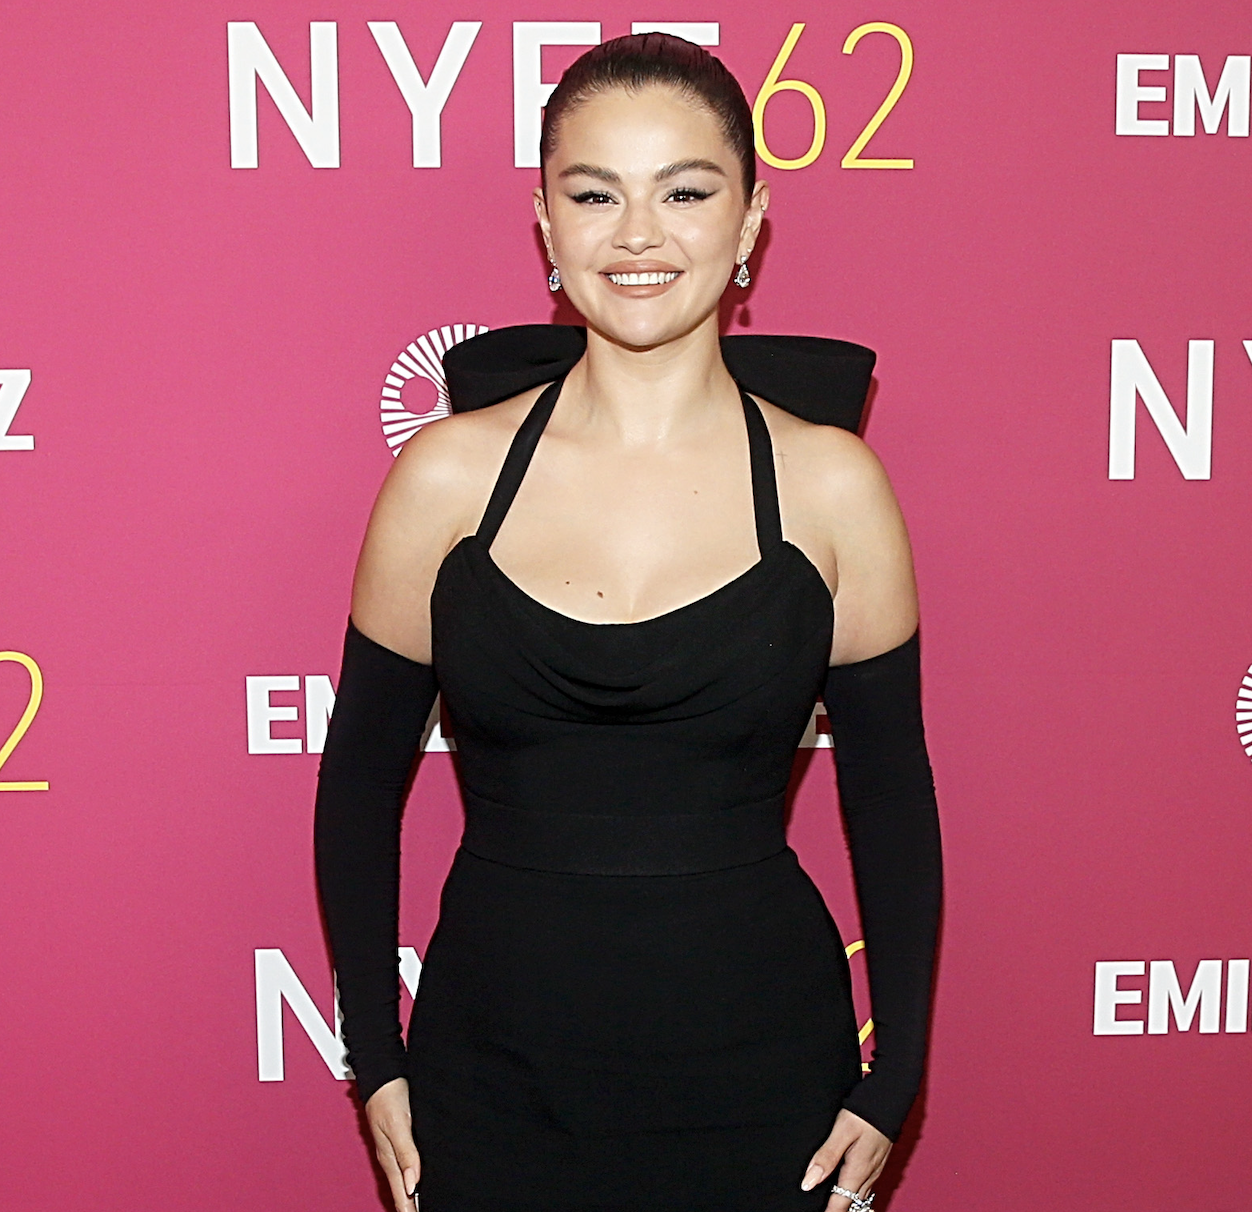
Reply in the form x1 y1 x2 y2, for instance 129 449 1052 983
314 329 941 1212
409 374 854 1212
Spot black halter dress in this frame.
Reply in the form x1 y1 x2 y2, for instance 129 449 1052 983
408 374 861 1212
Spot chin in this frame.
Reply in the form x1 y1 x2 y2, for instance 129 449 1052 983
582 305 709 353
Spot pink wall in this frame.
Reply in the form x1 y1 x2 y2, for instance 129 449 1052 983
2 2 1249 1207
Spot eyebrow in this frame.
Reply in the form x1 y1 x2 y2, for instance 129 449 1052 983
656 158 728 181
558 158 728 184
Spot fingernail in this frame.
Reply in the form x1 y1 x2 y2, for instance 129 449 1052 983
801 1163 824 1191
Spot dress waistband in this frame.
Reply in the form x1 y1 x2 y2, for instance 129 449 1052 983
460 792 789 876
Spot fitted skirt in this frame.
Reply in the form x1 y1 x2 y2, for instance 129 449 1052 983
408 846 863 1212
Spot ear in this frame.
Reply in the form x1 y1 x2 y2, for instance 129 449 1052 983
533 187 554 261
737 179 770 263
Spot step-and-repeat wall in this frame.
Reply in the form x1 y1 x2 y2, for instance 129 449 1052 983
3 2 1249 1207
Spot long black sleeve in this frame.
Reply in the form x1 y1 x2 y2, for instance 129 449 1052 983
822 631 942 1141
313 619 439 1104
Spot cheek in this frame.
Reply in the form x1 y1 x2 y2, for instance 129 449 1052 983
551 212 616 260
672 215 741 266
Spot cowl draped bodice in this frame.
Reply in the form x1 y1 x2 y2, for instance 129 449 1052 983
430 363 849 875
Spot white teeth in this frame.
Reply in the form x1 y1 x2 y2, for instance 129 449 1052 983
606 271 680 286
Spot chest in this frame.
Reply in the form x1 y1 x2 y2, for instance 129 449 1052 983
487 437 763 625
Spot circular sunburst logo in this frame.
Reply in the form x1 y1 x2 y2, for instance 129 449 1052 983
379 323 489 456
1238 664 1252 760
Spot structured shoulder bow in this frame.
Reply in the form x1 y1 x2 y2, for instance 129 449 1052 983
441 324 875 433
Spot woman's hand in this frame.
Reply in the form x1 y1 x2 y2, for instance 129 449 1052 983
800 1108 892 1211
365 1078 421 1210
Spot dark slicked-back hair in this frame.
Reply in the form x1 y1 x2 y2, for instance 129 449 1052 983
539 33 756 200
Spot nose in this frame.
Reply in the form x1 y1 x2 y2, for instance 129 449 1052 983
612 198 664 256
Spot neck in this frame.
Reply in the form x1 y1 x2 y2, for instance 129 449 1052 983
562 312 740 445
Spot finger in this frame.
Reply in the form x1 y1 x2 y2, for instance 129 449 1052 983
374 1143 408 1212
823 1141 888 1212
373 1129 418 1211
396 1143 421 1207
857 1156 888 1197
367 1090 419 1210
389 1130 422 1208
823 1189 847 1212
379 1158 419 1211
824 1172 869 1212
381 1164 420 1212
800 1125 853 1193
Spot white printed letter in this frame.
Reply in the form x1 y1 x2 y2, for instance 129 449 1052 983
228 22 340 168
256 947 418 1081
0 369 34 451
304 675 335 755
1226 959 1249 1033
255 949 348 1080
398 946 422 997
1173 55 1250 137
512 22 600 167
369 21 482 167
246 676 301 754
1108 339 1213 480
1093 961 1145 1035
1147 959 1222 1033
1115 54 1170 136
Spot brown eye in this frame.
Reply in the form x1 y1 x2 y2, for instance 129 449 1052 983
667 187 713 204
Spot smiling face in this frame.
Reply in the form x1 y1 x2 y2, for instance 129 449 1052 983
535 86 768 351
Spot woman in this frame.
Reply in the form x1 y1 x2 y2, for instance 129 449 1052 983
315 33 941 1212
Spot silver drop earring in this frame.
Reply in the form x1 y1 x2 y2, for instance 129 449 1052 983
548 263 562 292
734 258 751 288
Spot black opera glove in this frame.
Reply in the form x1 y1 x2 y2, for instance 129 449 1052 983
313 619 439 1104
822 631 943 1142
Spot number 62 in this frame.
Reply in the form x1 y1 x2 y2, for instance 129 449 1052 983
753 22 914 171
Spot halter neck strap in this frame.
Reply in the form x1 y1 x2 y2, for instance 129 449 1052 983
475 377 784 556
475 377 564 547
739 388 784 554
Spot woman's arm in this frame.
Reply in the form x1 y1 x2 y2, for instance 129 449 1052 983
314 414 510 1208
817 430 940 1140
776 419 941 1206
314 623 439 1101
824 633 941 1138
316 413 491 1089
314 623 437 1212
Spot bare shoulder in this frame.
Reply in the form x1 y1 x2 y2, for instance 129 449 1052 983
350 385 547 661
383 386 545 513
752 397 918 663
752 397 896 520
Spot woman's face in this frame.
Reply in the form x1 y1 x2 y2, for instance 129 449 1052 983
535 86 768 351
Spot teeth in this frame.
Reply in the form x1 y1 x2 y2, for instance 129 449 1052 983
607 271 680 286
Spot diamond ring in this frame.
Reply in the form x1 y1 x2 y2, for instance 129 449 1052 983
830 1185 874 1211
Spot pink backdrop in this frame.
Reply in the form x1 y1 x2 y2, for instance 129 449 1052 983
3 2 1250 1207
